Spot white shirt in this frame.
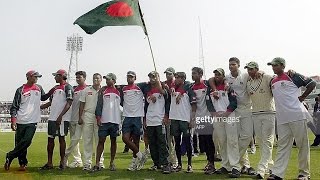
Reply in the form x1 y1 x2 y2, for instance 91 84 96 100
70 85 86 122
146 88 166 126
98 87 121 124
48 84 73 122
122 83 145 117
169 84 196 122
16 84 44 124
271 73 312 125
80 86 100 114
226 71 252 111
191 80 210 117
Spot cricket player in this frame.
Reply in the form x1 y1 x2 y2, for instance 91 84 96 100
245 61 275 179
40 69 74 170
79 73 104 171
267 57 315 180
224 57 256 175
206 68 240 178
92 73 121 172
144 71 171 174
120 71 148 171
64 71 87 168
169 72 196 173
5 70 51 171
311 96 320 147
190 67 216 175
163 67 178 168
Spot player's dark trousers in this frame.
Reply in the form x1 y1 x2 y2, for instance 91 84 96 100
7 123 37 165
192 134 199 153
147 125 169 166
312 135 320 145
199 134 215 164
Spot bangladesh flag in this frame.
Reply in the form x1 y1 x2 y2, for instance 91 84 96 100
74 0 147 35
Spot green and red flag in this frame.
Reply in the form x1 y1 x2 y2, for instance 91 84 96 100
74 0 147 35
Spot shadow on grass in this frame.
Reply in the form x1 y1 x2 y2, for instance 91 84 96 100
0 166 258 180
101 153 210 165
310 147 320 152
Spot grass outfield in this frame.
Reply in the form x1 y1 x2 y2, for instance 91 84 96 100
0 132 319 180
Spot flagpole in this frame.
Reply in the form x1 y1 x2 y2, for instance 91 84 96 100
146 35 157 72
137 1 157 72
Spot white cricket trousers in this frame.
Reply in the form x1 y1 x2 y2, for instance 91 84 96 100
213 130 221 159
65 121 83 163
253 113 275 176
82 112 104 166
236 110 253 168
272 120 310 178
214 117 241 171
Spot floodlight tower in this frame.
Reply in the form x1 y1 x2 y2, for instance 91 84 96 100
66 34 83 85
198 17 206 79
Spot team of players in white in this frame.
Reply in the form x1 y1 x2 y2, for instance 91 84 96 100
5 57 316 180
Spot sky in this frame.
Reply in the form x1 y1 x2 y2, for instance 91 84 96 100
1 0 320 100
